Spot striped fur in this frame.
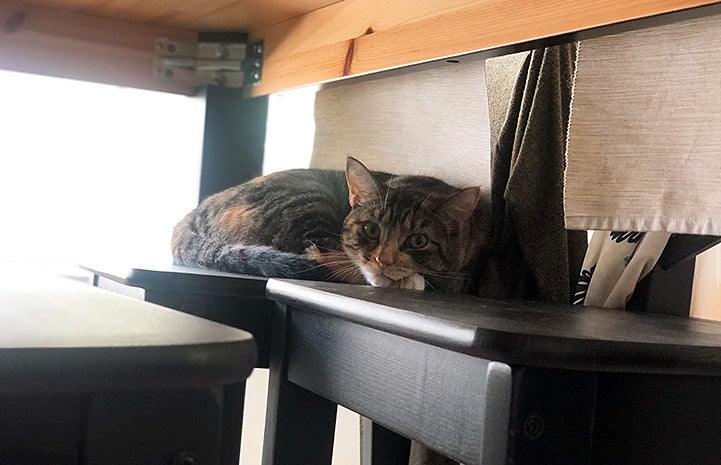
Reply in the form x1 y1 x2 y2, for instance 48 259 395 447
172 158 489 291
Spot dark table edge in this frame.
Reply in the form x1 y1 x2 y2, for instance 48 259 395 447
0 339 257 395
81 264 268 297
266 279 721 377
266 278 478 348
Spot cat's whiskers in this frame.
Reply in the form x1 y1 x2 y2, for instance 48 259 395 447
296 262 340 273
296 260 360 284
328 263 364 282
419 194 434 210
419 270 470 281
309 245 347 254
302 247 363 282
314 259 356 268
331 269 359 281
309 253 356 265
318 230 344 239
382 177 396 210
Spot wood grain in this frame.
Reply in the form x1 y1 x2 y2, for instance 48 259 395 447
266 279 721 376
0 0 196 94
248 0 721 95
18 0 342 30
0 277 257 393
4 0 721 94
286 309 512 465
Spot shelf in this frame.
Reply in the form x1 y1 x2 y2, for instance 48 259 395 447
2 0 721 95
267 278 721 376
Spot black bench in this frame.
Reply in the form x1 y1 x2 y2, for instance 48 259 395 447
83 263 272 366
0 276 256 465
264 278 721 465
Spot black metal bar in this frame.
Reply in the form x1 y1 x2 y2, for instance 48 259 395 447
198 32 268 202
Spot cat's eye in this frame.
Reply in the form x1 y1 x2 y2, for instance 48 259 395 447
406 233 429 249
362 222 380 240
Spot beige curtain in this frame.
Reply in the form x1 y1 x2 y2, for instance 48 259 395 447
565 14 721 235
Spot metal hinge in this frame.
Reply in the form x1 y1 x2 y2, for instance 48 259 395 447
153 38 263 87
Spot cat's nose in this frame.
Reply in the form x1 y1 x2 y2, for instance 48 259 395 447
372 250 395 268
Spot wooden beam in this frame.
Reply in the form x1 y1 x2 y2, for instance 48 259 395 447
248 0 721 96
4 0 720 95
0 0 197 94
13 0 342 33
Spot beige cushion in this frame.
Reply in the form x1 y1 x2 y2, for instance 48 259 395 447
311 61 491 190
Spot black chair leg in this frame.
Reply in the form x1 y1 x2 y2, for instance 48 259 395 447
262 304 337 465
370 422 411 465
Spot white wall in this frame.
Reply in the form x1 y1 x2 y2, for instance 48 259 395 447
0 70 205 268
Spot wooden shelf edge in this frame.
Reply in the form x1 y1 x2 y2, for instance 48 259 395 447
248 0 721 96
0 0 197 95
3 0 720 95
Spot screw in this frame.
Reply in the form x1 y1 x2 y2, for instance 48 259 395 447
253 59 261 68
166 43 176 54
252 72 261 81
253 43 263 55
523 414 544 440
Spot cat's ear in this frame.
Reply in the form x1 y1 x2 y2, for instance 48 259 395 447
439 187 481 222
346 157 380 207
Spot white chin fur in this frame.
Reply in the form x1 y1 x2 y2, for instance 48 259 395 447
362 269 425 291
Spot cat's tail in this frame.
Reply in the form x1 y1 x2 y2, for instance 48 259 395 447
174 244 333 281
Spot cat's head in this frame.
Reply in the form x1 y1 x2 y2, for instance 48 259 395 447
341 157 483 291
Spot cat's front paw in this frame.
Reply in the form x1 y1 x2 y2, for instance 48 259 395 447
397 273 425 291
366 272 425 290
304 244 322 260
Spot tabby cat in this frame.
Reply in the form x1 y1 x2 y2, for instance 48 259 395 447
172 157 488 291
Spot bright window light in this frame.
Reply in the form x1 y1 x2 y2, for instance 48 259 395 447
263 85 317 174
0 70 205 269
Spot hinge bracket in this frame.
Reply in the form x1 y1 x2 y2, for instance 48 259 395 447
154 38 263 87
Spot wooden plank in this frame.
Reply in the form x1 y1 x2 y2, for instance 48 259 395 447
266 279 721 376
83 263 267 296
0 0 196 94
0 276 257 393
84 263 273 367
174 0 343 32
6 0 721 94
19 0 342 30
286 309 512 465
248 0 721 95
